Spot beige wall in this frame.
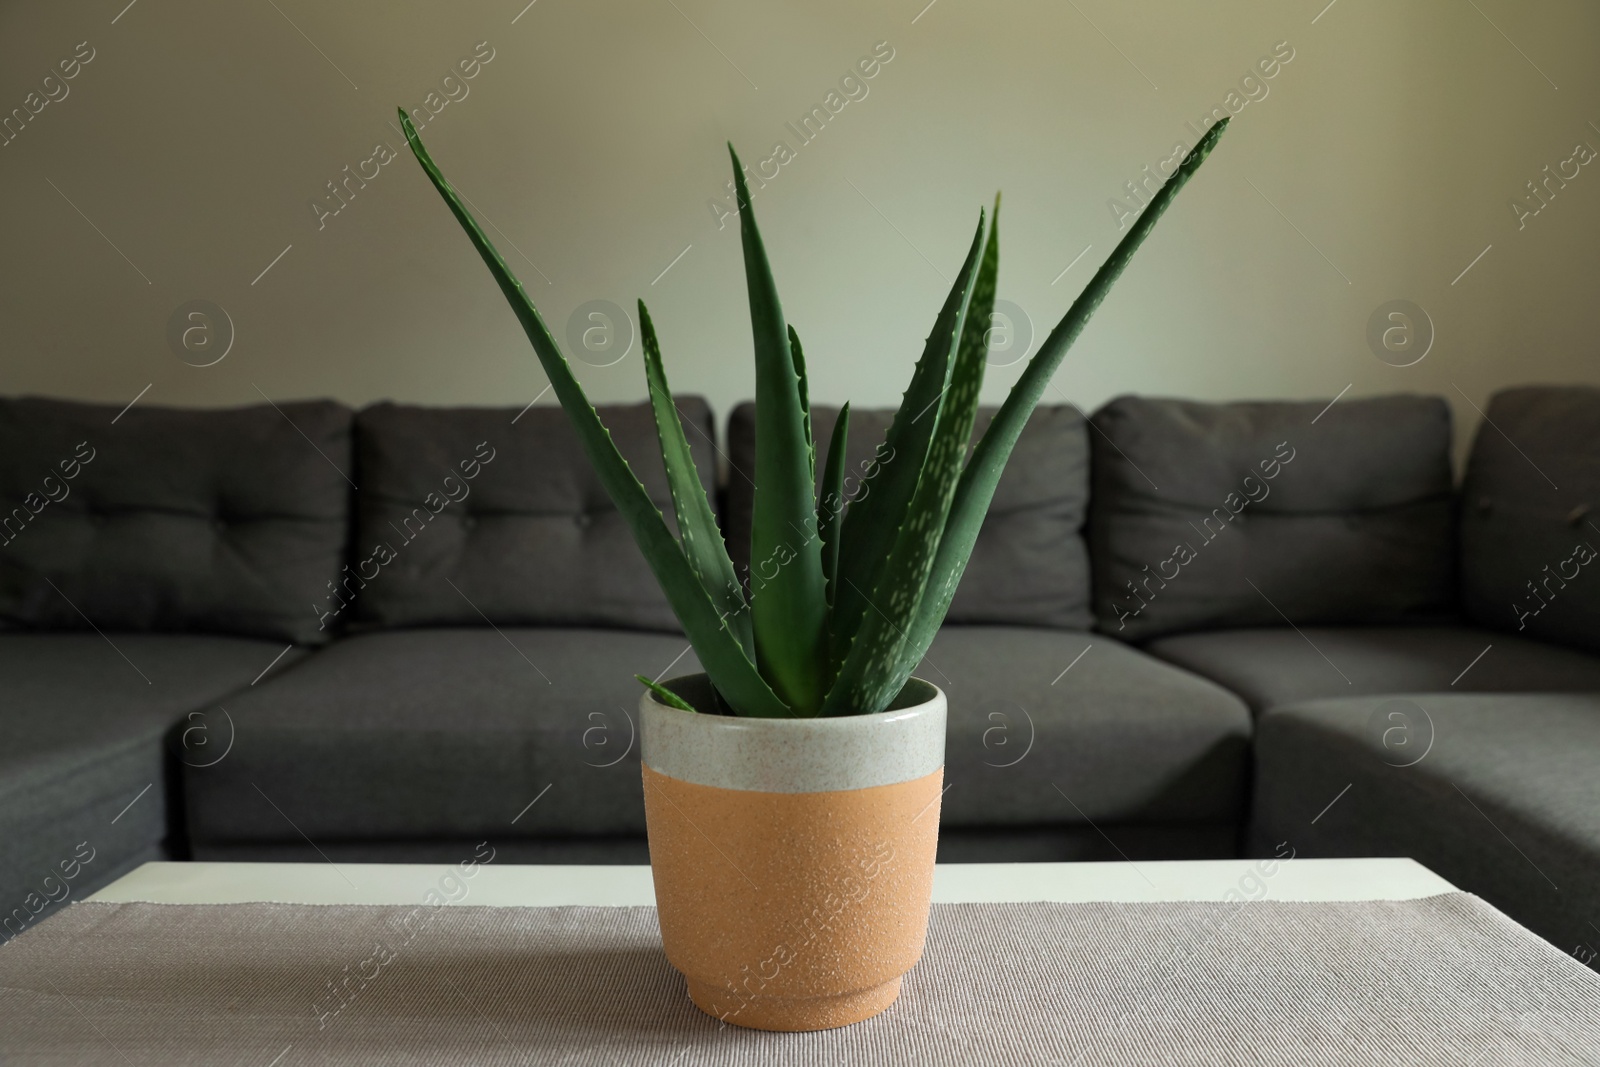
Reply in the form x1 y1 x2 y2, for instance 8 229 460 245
2 0 1596 460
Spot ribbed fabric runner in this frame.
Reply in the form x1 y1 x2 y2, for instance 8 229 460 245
1 894 1597 1065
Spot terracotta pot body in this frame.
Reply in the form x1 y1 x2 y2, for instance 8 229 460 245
640 675 945 1032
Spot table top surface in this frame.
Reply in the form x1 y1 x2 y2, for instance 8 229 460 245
29 858 1596 1067
90 857 1456 908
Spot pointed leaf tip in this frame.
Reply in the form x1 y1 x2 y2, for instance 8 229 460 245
636 674 698 713
729 146 751 210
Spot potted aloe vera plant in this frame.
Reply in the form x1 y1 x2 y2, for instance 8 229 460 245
401 111 1227 1031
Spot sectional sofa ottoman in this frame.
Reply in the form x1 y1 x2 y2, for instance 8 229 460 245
1237 388 1600 963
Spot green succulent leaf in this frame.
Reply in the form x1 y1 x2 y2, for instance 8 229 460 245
823 204 998 715
876 194 1000 688
635 674 699 713
826 214 988 683
904 118 1230 666
402 111 790 718
730 145 828 714
818 402 851 610
638 300 753 659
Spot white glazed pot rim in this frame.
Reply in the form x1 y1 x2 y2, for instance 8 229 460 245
640 673 946 794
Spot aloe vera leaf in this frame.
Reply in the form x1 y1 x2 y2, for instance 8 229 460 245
635 674 698 713
826 215 987 674
788 324 815 484
822 206 998 715
730 145 828 714
638 300 754 659
818 402 851 610
905 118 1230 665
401 111 790 718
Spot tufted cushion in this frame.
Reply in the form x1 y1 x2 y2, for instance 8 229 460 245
1087 394 1456 640
350 399 715 632
1459 385 1600 653
0 397 352 644
725 402 1092 629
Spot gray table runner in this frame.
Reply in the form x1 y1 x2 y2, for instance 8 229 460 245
2 894 1597 1065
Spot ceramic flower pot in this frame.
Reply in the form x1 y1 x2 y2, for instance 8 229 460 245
639 673 946 1032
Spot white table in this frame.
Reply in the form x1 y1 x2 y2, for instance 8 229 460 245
41 858 1596 1065
91 856 1455 907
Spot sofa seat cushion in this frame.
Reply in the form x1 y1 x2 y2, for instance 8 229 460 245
1459 385 1600 653
1087 394 1456 640
1251 694 1600 961
182 629 701 848
726 403 1092 629
1146 625 1600 714
349 401 715 633
918 627 1252 828
0 398 353 645
1 633 303 940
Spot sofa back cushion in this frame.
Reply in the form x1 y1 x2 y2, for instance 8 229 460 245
350 399 715 632
1087 394 1455 640
0 397 352 644
725 402 1092 629
1460 385 1600 652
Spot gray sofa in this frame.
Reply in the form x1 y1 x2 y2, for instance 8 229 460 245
2 385 1595 966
